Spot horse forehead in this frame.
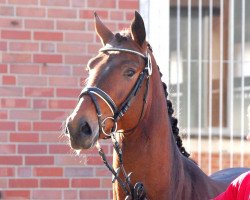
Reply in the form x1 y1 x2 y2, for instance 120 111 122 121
88 51 139 70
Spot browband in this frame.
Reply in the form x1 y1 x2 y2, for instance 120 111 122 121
99 47 147 59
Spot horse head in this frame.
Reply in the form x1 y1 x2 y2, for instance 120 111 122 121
65 11 154 150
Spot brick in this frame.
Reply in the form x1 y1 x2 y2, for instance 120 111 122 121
1 98 30 108
1 30 31 40
41 43 55 52
49 76 79 87
17 167 32 177
41 111 67 120
0 111 8 119
34 54 62 63
101 178 112 188
57 43 86 53
40 0 70 6
73 66 88 78
33 99 47 109
40 179 69 188
41 65 71 76
10 132 39 143
0 64 7 73
56 88 80 97
40 132 65 143
34 167 63 177
0 179 7 188
65 167 93 177
0 156 22 165
25 156 54 165
17 76 47 86
55 155 86 165
10 110 39 120
110 11 125 20
71 0 86 7
0 6 14 16
18 145 47 154
57 20 85 30
87 43 102 54
3 190 30 199
0 41 7 51
65 32 94 42
34 32 63 41
118 22 130 30
0 87 22 97
0 18 22 29
65 55 90 64
49 144 71 153
25 19 54 30
79 190 109 199
0 144 16 154
0 167 15 177
87 0 116 8
32 190 62 199
86 156 107 165
8 0 38 5
3 53 31 63
25 87 54 97
33 122 62 131
9 42 38 51
79 10 108 19
49 99 76 109
119 0 139 9
71 178 100 188
0 133 8 142
63 190 78 199
125 11 135 20
10 64 40 74
48 9 77 18
18 122 32 131
9 179 38 188
16 7 45 17
2 75 16 85
0 121 15 131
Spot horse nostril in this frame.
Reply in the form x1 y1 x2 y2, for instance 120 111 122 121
80 121 92 135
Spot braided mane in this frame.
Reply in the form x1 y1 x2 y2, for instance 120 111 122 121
116 32 190 158
160 73 190 158
148 43 190 158
149 43 190 158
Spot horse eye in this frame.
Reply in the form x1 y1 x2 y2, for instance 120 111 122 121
125 69 136 78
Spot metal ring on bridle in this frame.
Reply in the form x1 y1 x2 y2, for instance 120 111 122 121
101 117 118 136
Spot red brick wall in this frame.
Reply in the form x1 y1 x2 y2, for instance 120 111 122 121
0 0 138 199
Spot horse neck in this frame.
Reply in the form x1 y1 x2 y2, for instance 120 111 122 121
113 63 184 199
112 61 220 200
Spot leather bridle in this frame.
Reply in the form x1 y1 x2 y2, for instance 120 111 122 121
79 45 152 137
78 45 152 200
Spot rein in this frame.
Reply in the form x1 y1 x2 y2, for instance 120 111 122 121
79 46 152 200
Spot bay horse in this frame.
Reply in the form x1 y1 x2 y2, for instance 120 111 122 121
65 11 249 199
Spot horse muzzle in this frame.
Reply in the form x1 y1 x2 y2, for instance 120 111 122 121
65 116 99 149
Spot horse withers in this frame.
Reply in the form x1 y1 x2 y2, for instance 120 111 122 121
65 11 249 200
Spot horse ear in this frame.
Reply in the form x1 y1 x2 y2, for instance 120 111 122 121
94 12 114 46
130 11 146 47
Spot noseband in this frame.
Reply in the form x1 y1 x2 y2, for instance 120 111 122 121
79 46 152 200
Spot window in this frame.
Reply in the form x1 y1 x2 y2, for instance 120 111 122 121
140 0 250 171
